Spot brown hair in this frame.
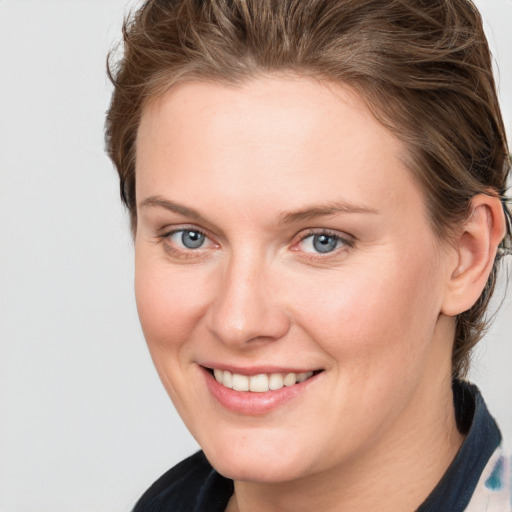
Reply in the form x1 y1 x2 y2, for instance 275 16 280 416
105 0 511 379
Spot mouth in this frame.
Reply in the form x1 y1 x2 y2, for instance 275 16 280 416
201 365 324 414
207 367 321 392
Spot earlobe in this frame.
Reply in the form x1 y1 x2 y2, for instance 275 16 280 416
441 194 505 317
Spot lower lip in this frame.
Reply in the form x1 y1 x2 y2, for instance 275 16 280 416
201 367 322 415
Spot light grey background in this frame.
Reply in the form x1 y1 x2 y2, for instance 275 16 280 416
0 1 510 511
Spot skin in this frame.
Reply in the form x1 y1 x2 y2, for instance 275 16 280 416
134 76 503 511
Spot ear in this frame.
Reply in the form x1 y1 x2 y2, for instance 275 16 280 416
441 194 506 317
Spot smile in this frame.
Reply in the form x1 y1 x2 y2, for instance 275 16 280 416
212 369 315 392
201 365 324 415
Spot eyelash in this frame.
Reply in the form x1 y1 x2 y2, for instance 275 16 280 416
158 226 354 260
160 226 215 260
292 229 355 257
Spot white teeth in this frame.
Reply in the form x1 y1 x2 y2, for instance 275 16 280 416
249 374 269 392
232 373 250 392
212 369 315 392
223 370 233 389
284 373 297 386
296 371 313 383
268 373 284 390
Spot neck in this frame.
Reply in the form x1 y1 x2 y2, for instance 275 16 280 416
227 318 464 512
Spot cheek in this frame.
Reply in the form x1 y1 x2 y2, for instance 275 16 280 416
134 255 214 418
291 250 443 374
134 254 211 353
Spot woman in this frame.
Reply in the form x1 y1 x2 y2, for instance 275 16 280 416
106 0 511 510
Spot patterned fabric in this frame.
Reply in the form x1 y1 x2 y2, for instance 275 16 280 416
465 446 511 511
416 381 503 511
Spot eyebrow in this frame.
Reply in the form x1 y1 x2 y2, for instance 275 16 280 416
277 201 378 224
138 195 206 221
138 195 378 224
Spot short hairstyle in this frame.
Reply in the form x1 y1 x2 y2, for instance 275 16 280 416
105 0 511 379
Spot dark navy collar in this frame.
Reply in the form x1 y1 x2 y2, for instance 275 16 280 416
416 380 501 512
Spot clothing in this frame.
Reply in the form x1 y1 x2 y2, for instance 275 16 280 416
132 381 511 512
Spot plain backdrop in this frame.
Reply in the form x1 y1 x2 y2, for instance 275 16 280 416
0 1 510 511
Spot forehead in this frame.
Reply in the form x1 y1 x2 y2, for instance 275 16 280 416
135 76 425 227
137 76 400 161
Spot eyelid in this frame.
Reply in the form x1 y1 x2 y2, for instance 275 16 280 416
159 224 219 258
160 224 213 241
291 228 355 254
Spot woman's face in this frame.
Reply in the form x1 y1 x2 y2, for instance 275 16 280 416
134 76 455 482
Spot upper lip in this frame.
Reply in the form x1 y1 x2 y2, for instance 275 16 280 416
200 363 322 376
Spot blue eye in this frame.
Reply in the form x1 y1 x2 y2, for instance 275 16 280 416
313 234 339 253
170 229 206 249
298 233 346 254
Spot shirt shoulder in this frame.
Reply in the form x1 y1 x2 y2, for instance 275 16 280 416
131 451 233 512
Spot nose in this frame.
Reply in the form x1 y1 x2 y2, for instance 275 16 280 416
205 251 290 347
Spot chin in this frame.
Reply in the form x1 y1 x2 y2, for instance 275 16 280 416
199 430 319 484
209 452 308 483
